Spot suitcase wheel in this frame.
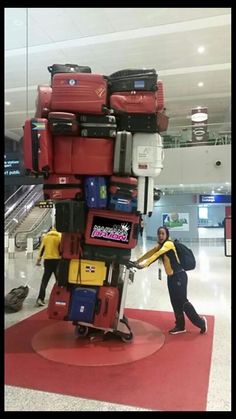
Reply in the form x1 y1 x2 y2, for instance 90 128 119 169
74 324 89 337
121 331 133 343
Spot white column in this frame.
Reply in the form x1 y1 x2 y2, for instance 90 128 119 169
8 237 15 259
26 237 34 259
51 205 56 227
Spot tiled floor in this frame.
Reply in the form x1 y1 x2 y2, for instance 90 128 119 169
4 237 231 411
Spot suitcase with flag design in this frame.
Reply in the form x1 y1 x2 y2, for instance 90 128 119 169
51 73 108 114
93 286 119 329
68 287 98 323
47 284 71 320
68 259 107 286
85 208 140 249
35 85 52 118
60 232 82 259
23 118 53 175
43 174 83 200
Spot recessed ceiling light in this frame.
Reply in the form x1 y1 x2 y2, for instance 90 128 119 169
179 184 184 187
5 101 11 106
225 182 230 185
211 190 215 194
198 46 205 54
198 82 204 87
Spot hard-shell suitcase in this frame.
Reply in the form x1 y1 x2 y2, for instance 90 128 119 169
108 176 138 213
113 131 133 175
68 259 107 286
110 91 157 114
53 136 114 176
23 118 53 175
48 112 79 135
85 209 140 249
82 244 131 264
68 287 98 323
35 85 52 118
47 284 71 320
108 68 157 94
84 176 107 208
79 114 117 138
55 200 86 233
157 112 169 132
43 174 83 200
57 259 70 287
156 80 165 112
51 73 108 114
116 113 157 133
60 232 82 259
48 63 91 81
137 176 154 216
132 132 164 177
93 286 119 329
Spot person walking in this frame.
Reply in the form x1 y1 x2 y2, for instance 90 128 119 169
131 226 207 335
36 227 61 306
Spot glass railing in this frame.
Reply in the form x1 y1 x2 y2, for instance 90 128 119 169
15 208 53 250
4 185 35 218
162 122 231 149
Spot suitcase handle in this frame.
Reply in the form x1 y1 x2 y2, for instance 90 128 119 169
104 298 109 315
95 299 101 314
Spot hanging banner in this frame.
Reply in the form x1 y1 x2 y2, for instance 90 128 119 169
191 107 208 143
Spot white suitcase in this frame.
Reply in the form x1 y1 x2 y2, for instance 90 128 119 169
137 176 154 216
132 132 164 177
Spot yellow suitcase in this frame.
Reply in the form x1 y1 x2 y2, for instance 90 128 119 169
68 259 107 286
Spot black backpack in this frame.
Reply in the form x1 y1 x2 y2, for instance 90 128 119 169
5 286 29 313
173 240 196 271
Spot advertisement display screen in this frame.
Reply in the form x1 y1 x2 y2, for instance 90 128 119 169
4 153 22 176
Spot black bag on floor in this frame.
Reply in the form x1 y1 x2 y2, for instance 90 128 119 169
5 285 29 312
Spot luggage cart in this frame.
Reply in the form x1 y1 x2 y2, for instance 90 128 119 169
73 263 135 343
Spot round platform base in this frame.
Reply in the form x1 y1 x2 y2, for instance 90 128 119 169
31 318 165 367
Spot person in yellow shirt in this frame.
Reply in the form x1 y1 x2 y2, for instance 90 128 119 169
131 226 207 335
36 227 61 306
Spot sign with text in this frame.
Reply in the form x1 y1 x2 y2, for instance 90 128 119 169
191 107 208 142
4 152 22 176
162 212 189 231
200 195 231 204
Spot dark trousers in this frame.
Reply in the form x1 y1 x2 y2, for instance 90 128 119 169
37 259 60 301
167 270 203 329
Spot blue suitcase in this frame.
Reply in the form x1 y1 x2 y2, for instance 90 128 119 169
84 176 107 208
68 287 98 323
109 195 137 213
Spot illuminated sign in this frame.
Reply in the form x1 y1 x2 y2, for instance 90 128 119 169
199 195 231 204
4 153 22 176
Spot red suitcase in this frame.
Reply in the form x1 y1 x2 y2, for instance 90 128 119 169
157 112 169 132
53 136 114 175
85 209 140 249
110 91 157 114
48 112 79 135
43 174 83 200
35 85 52 118
51 73 108 114
93 286 119 329
60 232 82 259
23 118 53 174
156 80 164 112
47 284 71 320
109 176 138 198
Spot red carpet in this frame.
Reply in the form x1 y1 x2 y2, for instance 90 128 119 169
5 308 214 411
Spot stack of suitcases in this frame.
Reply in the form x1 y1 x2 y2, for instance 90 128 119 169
23 64 167 342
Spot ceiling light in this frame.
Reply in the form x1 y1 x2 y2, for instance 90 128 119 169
5 101 11 106
225 182 230 185
179 184 184 186
211 190 215 194
198 46 205 54
198 82 204 87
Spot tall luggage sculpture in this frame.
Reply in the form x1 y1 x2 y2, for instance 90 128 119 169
23 64 167 342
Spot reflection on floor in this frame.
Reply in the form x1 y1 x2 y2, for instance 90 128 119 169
4 238 231 411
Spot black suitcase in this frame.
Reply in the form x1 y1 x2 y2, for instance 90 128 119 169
82 244 131 265
113 131 133 175
78 114 117 138
57 259 70 287
108 68 157 93
116 113 158 133
55 200 86 233
48 112 79 135
48 63 91 81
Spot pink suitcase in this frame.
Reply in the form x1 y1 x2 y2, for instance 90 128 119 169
93 286 119 329
110 90 157 114
60 232 82 259
23 118 53 174
85 208 140 249
35 85 52 118
43 174 83 200
47 284 71 320
51 73 108 114
53 136 114 176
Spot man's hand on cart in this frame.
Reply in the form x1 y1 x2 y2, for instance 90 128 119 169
128 261 142 269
